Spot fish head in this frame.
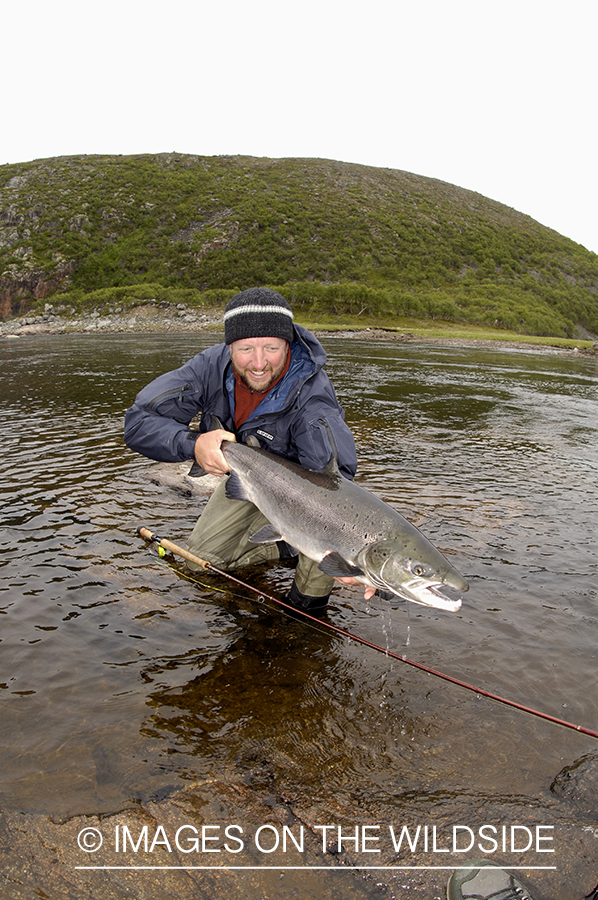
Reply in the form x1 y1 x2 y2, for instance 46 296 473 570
360 538 468 612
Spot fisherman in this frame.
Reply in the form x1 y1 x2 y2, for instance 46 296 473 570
124 287 366 612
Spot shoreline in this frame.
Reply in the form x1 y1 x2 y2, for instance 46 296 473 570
2 304 597 355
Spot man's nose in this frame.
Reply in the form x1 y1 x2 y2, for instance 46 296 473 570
251 349 267 368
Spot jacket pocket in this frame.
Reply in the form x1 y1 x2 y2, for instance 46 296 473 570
146 383 190 411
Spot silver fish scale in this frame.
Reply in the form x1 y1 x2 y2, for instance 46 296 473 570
222 441 420 564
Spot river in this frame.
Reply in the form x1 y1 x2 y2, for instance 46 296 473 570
1 333 597 897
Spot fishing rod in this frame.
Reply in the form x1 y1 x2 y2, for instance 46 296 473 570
137 526 598 742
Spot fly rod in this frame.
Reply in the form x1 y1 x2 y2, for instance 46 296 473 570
137 526 598 742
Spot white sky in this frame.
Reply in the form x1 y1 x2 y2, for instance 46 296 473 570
3 0 596 254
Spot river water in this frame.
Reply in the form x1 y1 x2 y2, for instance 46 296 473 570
1 332 597 825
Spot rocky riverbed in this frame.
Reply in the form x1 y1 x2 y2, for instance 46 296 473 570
1 713 597 900
1 754 597 900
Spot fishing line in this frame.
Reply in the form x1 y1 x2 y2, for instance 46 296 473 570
137 526 598 742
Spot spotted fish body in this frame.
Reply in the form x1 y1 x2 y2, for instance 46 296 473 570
219 434 468 612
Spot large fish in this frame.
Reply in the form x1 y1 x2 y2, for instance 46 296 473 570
192 419 468 612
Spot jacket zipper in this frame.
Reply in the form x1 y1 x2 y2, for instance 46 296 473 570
147 383 190 411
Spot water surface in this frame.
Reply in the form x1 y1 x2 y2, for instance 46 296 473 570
1 333 597 819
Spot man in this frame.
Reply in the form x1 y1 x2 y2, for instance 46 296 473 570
124 287 369 611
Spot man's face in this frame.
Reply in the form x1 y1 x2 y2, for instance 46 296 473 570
230 337 289 392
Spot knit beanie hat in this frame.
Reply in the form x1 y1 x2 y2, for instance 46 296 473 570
224 288 295 345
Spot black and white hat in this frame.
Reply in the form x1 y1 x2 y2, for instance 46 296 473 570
224 288 294 345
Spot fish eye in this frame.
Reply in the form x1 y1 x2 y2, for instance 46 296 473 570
412 563 425 577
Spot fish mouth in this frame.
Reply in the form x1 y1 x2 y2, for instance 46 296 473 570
404 581 463 612
379 577 463 612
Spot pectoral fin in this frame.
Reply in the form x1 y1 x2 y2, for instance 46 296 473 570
318 551 365 578
249 525 284 544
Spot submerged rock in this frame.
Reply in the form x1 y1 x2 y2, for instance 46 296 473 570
551 752 598 819
139 460 221 499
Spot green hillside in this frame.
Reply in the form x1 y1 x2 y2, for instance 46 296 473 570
1 153 597 337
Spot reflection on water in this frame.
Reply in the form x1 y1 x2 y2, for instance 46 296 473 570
0 333 597 817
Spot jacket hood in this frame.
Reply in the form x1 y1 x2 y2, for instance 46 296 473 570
292 323 327 370
225 324 327 422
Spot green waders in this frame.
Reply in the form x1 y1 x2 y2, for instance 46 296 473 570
185 479 334 605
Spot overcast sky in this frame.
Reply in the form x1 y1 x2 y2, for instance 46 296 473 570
3 0 596 254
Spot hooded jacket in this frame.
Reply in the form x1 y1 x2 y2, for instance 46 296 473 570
124 324 357 479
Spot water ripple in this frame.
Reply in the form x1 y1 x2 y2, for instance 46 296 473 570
1 334 597 817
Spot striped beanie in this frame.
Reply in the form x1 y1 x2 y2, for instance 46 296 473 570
223 288 294 345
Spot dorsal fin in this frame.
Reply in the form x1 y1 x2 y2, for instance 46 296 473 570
188 461 207 478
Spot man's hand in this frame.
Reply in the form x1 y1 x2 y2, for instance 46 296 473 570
333 576 376 602
194 429 236 476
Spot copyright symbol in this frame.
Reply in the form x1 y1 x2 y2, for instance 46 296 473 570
77 827 103 852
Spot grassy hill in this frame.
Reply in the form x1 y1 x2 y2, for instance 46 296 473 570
1 153 597 337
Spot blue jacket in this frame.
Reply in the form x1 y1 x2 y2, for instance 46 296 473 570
124 325 357 479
